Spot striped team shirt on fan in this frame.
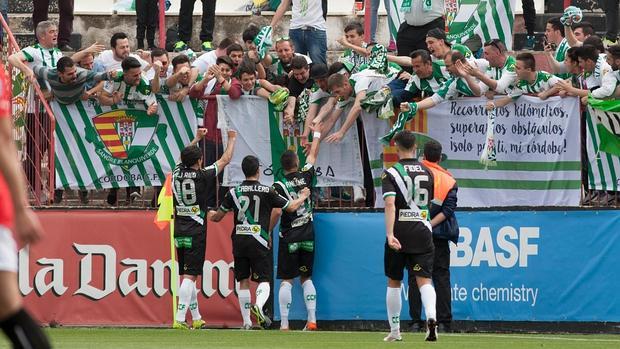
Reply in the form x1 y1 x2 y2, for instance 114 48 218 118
404 61 449 98
21 43 63 68
555 38 571 79
508 71 561 100
430 76 477 104
338 43 369 74
474 55 518 94
585 54 619 99
268 53 312 80
103 73 157 107
335 69 389 110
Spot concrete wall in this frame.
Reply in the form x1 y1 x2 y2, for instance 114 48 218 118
71 13 391 51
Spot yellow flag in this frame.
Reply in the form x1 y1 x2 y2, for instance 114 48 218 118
154 173 173 230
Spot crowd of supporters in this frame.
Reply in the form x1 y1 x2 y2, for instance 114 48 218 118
5 3 620 207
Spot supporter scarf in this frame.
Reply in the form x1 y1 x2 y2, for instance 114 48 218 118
480 108 498 168
360 87 394 120
368 44 388 75
296 88 311 123
379 102 418 145
560 6 583 26
254 26 273 60
269 87 289 111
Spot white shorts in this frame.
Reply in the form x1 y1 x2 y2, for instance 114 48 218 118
0 225 18 272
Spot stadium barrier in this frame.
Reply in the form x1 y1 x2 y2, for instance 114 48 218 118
48 94 610 208
1 14 56 206
22 209 620 327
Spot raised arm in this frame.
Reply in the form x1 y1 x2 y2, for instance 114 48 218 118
305 125 322 165
338 37 370 57
325 90 365 143
387 55 412 67
270 0 292 28
214 130 237 172
564 25 582 48
71 42 105 62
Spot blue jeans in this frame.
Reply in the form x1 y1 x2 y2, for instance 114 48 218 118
369 0 394 42
0 0 7 41
289 27 327 65
388 77 413 107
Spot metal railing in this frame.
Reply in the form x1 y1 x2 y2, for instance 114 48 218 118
0 15 56 206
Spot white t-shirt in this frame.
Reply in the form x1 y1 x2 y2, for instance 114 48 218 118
350 69 390 95
94 50 149 72
193 51 218 75
403 0 444 26
290 0 326 31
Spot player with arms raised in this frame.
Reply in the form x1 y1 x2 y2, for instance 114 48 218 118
382 130 438 342
271 128 322 331
172 128 237 329
209 155 310 329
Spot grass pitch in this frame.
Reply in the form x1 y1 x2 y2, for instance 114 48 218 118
1 328 619 349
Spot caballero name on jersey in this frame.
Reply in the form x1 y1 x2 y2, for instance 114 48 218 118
398 209 429 222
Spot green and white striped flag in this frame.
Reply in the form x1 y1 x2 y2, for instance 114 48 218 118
447 0 516 50
586 99 620 191
217 96 363 187
387 0 404 43
51 97 200 190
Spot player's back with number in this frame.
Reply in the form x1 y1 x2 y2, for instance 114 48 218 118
173 163 217 230
220 180 289 249
382 159 434 254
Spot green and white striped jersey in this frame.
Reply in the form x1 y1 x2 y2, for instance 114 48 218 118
309 83 330 104
474 56 518 94
104 73 157 106
404 61 449 97
268 53 312 78
335 70 388 110
508 71 561 100
555 38 571 79
555 38 570 63
357 62 403 81
431 76 477 104
338 43 369 74
584 54 613 94
21 43 63 68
